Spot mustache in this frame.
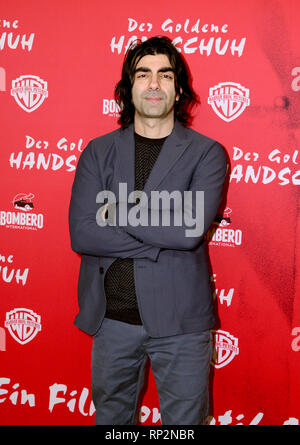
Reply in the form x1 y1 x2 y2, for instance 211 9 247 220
143 92 166 99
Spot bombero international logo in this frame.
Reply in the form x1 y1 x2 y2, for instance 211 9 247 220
0 193 44 230
206 207 243 247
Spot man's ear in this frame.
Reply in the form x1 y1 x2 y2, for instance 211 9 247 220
176 88 183 101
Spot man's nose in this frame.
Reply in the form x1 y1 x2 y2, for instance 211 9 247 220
149 73 160 89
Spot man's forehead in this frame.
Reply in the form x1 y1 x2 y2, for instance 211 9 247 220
135 53 172 69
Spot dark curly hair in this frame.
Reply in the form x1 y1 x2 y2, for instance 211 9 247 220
114 36 200 128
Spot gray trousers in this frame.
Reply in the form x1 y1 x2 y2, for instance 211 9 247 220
91 317 212 425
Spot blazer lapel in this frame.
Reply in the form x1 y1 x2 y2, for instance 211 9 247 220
114 125 136 196
143 121 192 195
114 121 192 197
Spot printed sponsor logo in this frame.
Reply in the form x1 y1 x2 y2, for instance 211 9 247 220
208 82 250 122
214 207 232 227
13 192 34 212
5 308 42 345
211 329 239 368
11 75 48 112
0 193 44 230
102 99 121 117
206 207 242 247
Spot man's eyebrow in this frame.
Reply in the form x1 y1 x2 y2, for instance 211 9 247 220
158 67 175 73
134 66 175 74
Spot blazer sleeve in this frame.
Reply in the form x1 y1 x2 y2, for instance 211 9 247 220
114 142 227 250
68 140 160 261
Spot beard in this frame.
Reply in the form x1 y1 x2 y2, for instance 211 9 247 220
134 93 176 119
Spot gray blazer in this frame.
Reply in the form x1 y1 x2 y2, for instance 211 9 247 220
69 121 227 337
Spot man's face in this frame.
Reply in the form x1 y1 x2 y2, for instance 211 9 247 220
131 53 179 121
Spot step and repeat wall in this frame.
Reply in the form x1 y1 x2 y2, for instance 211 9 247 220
1 0 299 425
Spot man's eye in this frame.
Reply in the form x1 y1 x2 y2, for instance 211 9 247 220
161 73 173 79
137 73 147 78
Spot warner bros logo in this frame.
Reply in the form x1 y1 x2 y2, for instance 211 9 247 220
211 329 239 368
5 308 42 345
11 75 48 112
208 82 250 122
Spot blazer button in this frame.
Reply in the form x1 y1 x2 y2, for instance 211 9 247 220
99 267 104 274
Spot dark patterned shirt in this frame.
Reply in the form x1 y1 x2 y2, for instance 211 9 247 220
104 132 167 324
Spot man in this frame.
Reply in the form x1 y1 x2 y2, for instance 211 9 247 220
69 36 227 425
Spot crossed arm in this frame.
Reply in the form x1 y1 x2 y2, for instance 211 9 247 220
69 139 227 258
103 141 227 250
69 141 160 261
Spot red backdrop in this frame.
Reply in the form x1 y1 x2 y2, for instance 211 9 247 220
1 0 299 426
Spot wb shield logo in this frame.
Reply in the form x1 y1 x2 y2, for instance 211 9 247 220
5 308 42 345
211 329 239 368
11 75 48 113
208 82 250 122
